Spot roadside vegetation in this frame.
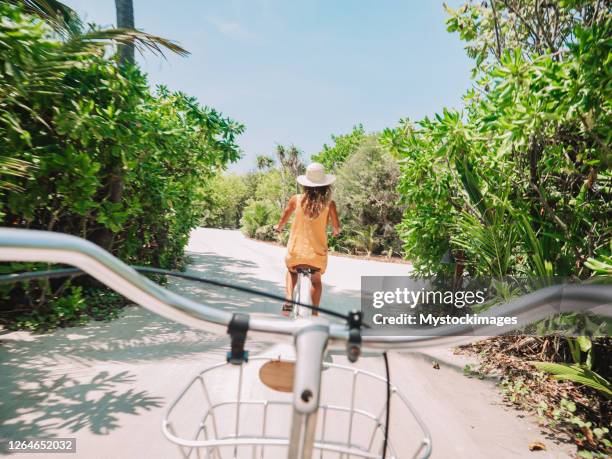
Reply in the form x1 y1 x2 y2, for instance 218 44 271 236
0 2 243 330
426 2 610 456
201 127 406 258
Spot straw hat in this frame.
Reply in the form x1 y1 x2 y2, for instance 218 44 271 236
296 162 336 187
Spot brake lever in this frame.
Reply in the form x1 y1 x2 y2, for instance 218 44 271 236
346 310 362 363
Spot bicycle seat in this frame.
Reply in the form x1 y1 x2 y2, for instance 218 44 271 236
295 265 319 275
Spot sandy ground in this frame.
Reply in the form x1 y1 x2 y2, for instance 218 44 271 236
0 228 575 458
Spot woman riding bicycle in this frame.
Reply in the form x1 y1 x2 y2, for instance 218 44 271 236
275 162 341 315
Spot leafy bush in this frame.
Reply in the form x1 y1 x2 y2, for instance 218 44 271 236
383 16 611 277
312 124 366 171
0 4 243 326
343 225 378 257
334 137 404 256
240 200 280 239
201 174 250 229
254 169 284 210
399 4 612 453
4 278 127 332
254 224 277 242
10 285 87 331
232 168 294 242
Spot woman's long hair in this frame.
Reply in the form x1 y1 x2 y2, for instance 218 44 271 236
301 185 332 218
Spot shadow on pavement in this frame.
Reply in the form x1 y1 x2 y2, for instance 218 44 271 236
177 251 361 320
0 246 360 449
0 362 162 452
0 306 264 447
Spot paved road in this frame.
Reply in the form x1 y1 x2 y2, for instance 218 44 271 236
0 228 575 458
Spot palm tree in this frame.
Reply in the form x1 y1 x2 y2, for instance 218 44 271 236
5 1 188 57
115 0 135 64
100 0 136 250
4 0 83 37
275 144 305 203
2 1 189 249
346 225 379 257
256 155 275 171
0 157 30 191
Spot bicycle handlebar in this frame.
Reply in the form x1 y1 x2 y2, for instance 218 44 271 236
0 229 349 343
0 228 610 350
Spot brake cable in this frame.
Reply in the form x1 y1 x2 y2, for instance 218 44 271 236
382 351 391 459
0 266 368 327
1 266 381 442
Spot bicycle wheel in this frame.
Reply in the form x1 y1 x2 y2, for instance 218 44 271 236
295 273 312 318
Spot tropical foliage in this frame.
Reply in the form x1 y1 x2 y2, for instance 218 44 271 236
531 362 612 399
406 2 612 454
312 124 366 171
206 131 404 257
201 174 250 229
0 3 243 329
383 2 611 278
333 137 404 256
240 200 280 240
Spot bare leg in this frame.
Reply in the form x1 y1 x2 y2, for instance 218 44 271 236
311 271 322 315
285 270 297 303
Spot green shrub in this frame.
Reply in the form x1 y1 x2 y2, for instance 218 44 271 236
10 285 87 332
201 174 250 229
312 125 366 171
240 200 280 239
254 224 277 241
0 4 243 326
383 17 611 277
254 169 285 210
334 137 404 256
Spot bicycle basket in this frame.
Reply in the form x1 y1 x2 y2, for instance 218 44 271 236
163 356 431 458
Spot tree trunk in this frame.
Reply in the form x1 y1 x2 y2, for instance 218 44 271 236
91 0 134 252
115 0 135 65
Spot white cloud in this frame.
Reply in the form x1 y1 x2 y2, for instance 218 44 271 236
207 17 254 40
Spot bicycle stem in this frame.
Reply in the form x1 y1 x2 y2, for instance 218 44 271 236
288 322 329 459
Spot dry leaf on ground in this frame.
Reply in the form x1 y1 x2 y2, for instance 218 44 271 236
528 441 546 451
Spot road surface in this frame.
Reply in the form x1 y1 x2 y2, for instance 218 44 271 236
0 228 575 458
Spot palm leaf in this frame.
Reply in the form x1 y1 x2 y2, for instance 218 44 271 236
5 1 189 58
531 361 612 399
455 157 487 219
584 242 612 275
516 213 554 280
65 28 189 59
5 0 83 37
0 156 32 190
452 209 517 277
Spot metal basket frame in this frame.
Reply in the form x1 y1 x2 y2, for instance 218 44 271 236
163 356 432 459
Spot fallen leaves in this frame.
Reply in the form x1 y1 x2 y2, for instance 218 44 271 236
456 336 612 457
528 441 547 451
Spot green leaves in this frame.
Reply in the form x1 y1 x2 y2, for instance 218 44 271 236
240 200 279 239
531 361 612 400
1 3 243 285
312 125 367 172
333 137 404 256
453 210 518 278
386 8 611 279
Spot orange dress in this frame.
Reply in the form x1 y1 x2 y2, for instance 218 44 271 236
285 194 330 274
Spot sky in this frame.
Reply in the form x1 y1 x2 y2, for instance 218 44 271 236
62 0 472 173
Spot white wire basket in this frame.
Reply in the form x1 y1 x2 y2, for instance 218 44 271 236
163 356 432 459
